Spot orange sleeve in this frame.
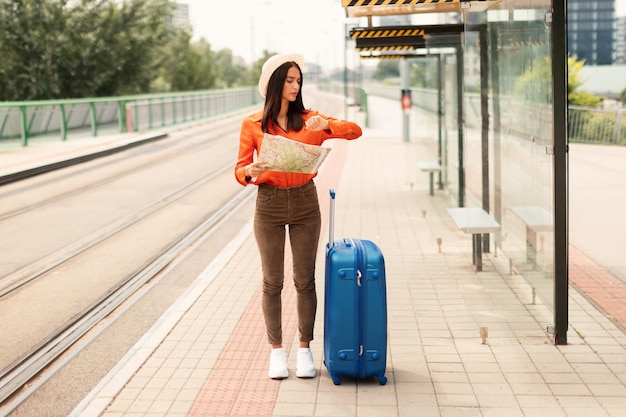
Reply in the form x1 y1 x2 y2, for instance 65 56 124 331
325 117 362 141
235 116 261 186
301 111 362 144
234 111 363 188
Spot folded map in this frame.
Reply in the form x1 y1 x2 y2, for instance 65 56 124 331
257 133 331 174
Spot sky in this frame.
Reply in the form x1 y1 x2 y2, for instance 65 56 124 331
182 0 626 70
182 0 351 71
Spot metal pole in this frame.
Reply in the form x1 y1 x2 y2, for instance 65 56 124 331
479 25 490 252
401 58 410 143
401 15 410 143
552 0 569 345
437 53 444 190
456 42 465 207
20 106 29 147
490 25 503 251
344 23 349 119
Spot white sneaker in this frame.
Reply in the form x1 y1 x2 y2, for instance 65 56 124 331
296 348 316 378
268 348 289 379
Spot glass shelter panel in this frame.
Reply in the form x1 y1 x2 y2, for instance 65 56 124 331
462 2 555 310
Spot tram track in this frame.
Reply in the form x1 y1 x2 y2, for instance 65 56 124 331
0 160 233 298
0 116 239 221
0 116 242 295
0 186 255 414
0 114 255 415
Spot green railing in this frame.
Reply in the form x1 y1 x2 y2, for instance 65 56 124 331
569 105 626 145
0 88 262 146
365 85 626 145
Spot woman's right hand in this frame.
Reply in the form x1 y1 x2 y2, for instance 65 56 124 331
246 161 269 178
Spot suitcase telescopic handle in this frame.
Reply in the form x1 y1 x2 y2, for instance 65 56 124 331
329 188 336 247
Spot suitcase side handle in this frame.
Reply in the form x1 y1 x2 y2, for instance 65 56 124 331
329 188 336 247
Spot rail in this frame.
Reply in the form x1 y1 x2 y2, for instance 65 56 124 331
569 105 626 145
0 88 262 146
4 84 623 147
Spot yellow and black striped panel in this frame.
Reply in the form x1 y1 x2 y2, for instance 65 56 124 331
355 45 417 52
359 52 430 59
350 24 464 40
351 27 426 39
342 0 459 6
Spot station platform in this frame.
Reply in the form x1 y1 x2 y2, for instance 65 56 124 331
2 110 626 417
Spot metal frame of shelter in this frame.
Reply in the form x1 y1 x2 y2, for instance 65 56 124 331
341 0 569 345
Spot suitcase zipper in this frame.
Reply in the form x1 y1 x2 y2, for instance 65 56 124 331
354 239 366 365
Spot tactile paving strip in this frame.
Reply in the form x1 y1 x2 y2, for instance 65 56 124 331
189 139 348 416
188 266 299 417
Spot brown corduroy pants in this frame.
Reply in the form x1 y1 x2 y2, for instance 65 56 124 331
254 180 321 346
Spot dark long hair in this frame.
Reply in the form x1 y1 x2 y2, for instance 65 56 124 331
261 61 308 133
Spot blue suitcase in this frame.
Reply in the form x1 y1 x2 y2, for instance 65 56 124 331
323 189 388 385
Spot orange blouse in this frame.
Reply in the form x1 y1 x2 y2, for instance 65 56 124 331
235 109 362 188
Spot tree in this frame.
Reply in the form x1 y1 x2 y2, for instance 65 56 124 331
153 30 217 92
0 0 68 100
513 53 602 107
409 60 428 88
0 0 179 100
213 49 248 89
250 50 276 87
372 60 400 81
567 54 602 107
93 0 177 96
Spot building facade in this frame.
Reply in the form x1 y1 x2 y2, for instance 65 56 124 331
568 0 616 64
616 16 626 64
172 2 190 28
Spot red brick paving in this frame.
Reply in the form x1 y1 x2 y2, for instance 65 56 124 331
187 280 298 417
569 245 626 331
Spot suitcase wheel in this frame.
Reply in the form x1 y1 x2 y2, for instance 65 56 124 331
330 372 342 385
376 374 388 385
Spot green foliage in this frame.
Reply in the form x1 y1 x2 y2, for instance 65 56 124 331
567 54 584 95
214 49 248 89
153 32 218 92
409 58 441 89
372 60 400 81
0 0 68 100
512 55 552 103
568 90 602 107
621 88 626 104
570 109 626 144
0 0 177 100
0 0 254 100
409 61 427 87
567 55 602 107
512 53 602 107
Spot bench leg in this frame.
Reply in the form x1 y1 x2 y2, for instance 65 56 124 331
473 233 483 271
429 172 434 196
472 237 476 266
526 227 537 265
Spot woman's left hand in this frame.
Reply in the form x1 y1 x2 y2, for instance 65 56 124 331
305 115 330 131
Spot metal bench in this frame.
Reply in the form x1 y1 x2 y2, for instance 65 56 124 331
507 206 553 264
417 162 441 196
447 207 500 271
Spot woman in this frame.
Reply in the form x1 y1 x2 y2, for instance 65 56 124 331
235 53 362 379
